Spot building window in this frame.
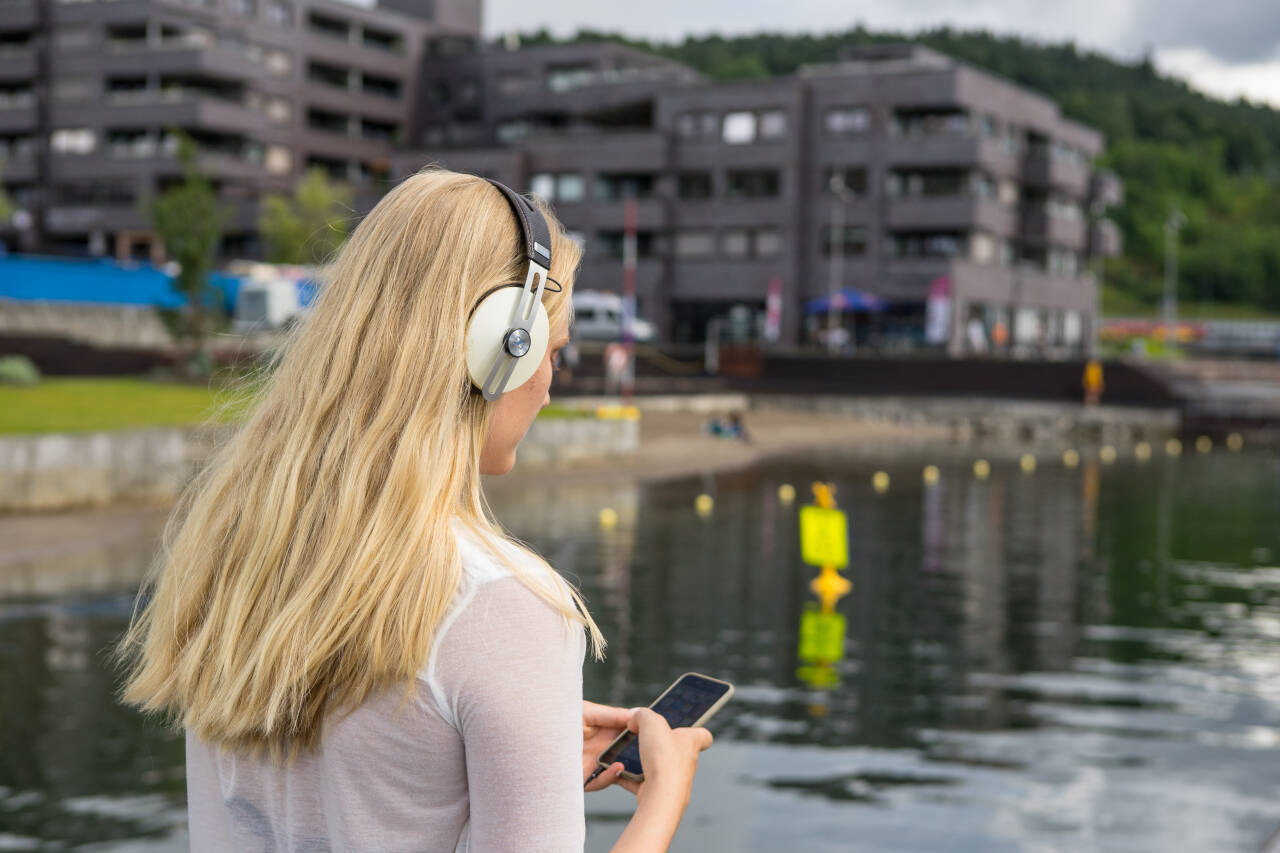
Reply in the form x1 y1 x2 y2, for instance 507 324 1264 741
822 166 867 195
229 0 256 16
265 145 291 174
824 106 869 135
721 229 750 258
997 179 1019 206
821 225 867 257
890 109 970 137
308 61 348 89
754 228 781 258
362 74 401 99
722 111 756 145
106 129 153 158
51 128 95 154
556 173 584 203
546 63 594 93
595 172 655 201
887 169 969 198
759 110 787 139
676 111 717 138
596 230 656 259
971 232 997 264
677 171 712 200
529 172 555 201
725 169 780 199
891 231 966 259
675 230 715 259
362 27 401 53
265 0 291 26
496 121 529 144
971 173 996 200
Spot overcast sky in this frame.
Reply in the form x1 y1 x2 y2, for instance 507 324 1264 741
481 0 1280 107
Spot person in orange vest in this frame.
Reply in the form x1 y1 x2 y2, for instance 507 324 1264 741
1083 359 1104 406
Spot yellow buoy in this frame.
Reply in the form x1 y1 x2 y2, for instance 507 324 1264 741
1227 433 1244 452
1100 445 1117 464
1019 454 1036 474
1196 435 1213 454
973 459 991 480
872 471 890 493
598 507 619 530
922 465 940 486
1063 449 1080 469
695 493 714 517
1135 441 1152 461
1165 438 1183 457
778 483 796 504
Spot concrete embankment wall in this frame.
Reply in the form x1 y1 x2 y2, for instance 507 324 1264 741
0 417 640 512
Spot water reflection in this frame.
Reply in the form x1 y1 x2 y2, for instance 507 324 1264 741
2 450 1280 851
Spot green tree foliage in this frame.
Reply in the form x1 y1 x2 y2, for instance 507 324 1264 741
516 27 1280 311
147 132 230 355
259 168 354 265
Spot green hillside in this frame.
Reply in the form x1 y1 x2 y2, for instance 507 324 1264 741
517 27 1280 314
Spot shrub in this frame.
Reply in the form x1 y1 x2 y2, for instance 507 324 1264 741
0 355 41 386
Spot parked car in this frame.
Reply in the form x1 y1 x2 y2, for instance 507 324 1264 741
229 262 313 332
571 290 655 342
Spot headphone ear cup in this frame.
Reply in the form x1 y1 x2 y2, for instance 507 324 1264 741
465 287 550 397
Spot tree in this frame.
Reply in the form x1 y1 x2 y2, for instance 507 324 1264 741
0 161 14 225
147 132 230 362
259 168 354 265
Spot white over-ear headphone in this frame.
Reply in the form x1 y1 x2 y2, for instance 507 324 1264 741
465 179 557 401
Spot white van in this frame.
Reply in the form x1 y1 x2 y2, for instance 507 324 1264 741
571 290 655 342
230 262 309 332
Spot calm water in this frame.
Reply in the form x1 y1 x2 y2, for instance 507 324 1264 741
2 447 1280 851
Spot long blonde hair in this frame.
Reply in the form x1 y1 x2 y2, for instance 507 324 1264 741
119 167 604 760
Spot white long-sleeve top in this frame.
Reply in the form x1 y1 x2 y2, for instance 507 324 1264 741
185 521 588 852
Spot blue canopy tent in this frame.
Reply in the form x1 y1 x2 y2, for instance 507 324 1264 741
804 288 888 315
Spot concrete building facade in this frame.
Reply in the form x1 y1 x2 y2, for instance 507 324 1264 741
0 0 478 259
396 43 1123 354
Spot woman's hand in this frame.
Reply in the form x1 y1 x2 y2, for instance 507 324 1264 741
582 700 632 792
615 708 713 806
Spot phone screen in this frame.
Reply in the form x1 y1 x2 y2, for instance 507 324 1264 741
598 674 732 777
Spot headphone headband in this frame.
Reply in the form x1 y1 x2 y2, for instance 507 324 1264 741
486 179 553 271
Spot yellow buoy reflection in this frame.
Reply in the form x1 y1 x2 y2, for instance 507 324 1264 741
778 483 796 504
695 493 714 517
872 471 890 493
1019 454 1036 474
598 507 618 530
1063 449 1080 468
973 459 991 480
1166 438 1183 457
1196 435 1213 454
1227 433 1244 452
922 465 940 486
1135 441 1152 461
1100 445 1117 464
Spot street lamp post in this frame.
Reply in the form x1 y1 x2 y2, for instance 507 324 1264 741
1163 207 1186 349
827 172 854 353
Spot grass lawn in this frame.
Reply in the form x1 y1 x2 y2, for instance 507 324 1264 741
0 378 245 435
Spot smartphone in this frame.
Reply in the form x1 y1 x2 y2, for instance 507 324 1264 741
596 672 734 782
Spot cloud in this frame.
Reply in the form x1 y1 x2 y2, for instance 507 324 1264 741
1131 0 1280 63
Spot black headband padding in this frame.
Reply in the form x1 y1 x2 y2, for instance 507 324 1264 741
486 178 553 269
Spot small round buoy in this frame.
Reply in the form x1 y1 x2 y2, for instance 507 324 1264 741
1100 446 1117 465
973 459 991 480
1165 438 1183 457
778 483 796 504
1196 435 1213 454
922 465 940 486
1019 454 1036 474
695 494 714 517
598 507 618 530
1227 433 1244 452
1134 441 1152 462
872 471 890 493
1062 449 1080 469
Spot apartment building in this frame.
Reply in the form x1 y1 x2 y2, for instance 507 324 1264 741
0 0 478 259
395 43 1123 353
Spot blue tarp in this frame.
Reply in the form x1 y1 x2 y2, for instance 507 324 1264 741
0 255 242 314
804 288 888 315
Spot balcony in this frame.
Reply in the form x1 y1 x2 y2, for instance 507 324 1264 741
883 134 983 169
97 90 268 135
0 47 35 78
1023 148 1090 196
1022 209 1088 250
1090 219 1123 258
99 44 259 81
886 196 1016 235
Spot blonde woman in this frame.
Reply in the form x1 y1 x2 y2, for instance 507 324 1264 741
119 168 713 851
